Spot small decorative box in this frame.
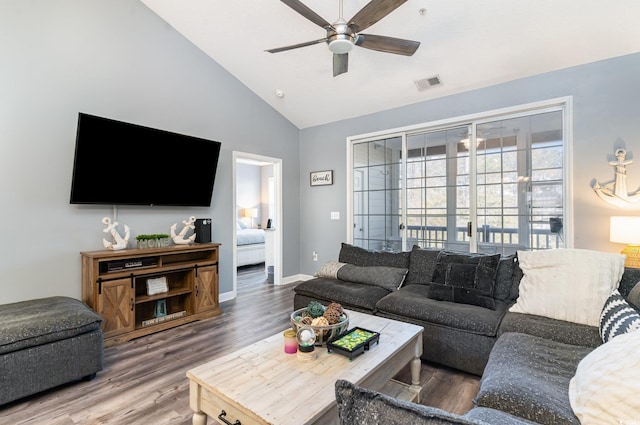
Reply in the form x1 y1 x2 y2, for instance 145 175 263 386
326 327 380 361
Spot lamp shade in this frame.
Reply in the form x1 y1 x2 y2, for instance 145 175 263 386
610 216 640 244
242 208 258 218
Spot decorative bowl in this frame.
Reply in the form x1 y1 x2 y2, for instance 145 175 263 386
290 307 349 346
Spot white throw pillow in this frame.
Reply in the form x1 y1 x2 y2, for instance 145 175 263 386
314 260 346 279
509 249 625 326
569 330 640 424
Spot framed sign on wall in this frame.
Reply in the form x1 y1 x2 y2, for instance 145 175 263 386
310 170 333 186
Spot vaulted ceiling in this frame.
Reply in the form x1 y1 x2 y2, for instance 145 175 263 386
140 0 640 129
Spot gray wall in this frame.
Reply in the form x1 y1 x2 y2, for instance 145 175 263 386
0 0 299 304
298 52 640 275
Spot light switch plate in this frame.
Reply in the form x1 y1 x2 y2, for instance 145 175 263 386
331 212 340 220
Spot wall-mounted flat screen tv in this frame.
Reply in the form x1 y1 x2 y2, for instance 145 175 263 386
70 113 222 207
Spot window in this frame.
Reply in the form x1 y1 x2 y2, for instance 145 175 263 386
348 99 571 255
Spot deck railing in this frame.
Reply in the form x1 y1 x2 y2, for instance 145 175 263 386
405 224 562 251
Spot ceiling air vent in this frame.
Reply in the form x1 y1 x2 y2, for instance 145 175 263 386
414 75 441 91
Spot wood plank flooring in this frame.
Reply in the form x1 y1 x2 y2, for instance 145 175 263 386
0 265 479 424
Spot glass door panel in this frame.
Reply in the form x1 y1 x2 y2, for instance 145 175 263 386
475 110 564 255
406 126 471 251
352 137 403 251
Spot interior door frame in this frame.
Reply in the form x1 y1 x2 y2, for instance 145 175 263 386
232 151 283 293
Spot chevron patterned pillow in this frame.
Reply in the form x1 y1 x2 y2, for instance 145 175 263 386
599 289 640 343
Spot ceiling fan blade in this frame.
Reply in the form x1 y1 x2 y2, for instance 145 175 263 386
266 38 327 53
349 0 408 32
355 33 420 56
333 53 349 77
281 0 332 29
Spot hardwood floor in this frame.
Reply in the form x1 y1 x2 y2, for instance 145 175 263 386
1 264 479 424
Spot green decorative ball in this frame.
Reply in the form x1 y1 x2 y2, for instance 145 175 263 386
306 301 326 318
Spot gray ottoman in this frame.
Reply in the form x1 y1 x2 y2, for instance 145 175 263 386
0 296 104 405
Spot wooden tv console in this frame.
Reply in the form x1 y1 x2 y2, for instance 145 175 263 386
81 243 221 347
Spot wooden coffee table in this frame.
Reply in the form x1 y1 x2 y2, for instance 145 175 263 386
187 310 423 425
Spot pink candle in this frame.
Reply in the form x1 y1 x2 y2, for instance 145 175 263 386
283 329 297 354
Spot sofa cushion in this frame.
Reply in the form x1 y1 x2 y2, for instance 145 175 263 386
335 380 538 425
498 312 601 348
338 243 411 268
599 289 640 343
568 330 640 425
0 296 102 355
294 277 390 312
509 248 625 327
464 407 540 425
376 284 507 336
428 251 501 310
404 246 440 285
335 379 479 425
314 260 408 291
475 332 590 425
336 264 408 291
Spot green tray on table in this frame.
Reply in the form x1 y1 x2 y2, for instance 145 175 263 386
326 327 380 361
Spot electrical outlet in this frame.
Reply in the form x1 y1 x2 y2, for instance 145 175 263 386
312 251 318 261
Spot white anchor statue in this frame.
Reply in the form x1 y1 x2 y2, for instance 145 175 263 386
102 217 130 250
171 216 197 245
593 148 640 208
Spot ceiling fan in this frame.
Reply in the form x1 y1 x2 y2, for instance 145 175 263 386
266 0 421 77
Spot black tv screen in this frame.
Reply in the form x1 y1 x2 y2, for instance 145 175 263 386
70 113 221 207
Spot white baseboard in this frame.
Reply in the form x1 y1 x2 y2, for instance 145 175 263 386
280 274 313 285
219 291 236 303
221 274 312 302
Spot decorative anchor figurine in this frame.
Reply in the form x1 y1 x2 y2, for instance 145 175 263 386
102 217 130 250
171 216 197 245
593 148 640 208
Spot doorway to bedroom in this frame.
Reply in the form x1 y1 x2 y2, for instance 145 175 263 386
232 151 283 295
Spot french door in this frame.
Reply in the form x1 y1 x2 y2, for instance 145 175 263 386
348 100 570 255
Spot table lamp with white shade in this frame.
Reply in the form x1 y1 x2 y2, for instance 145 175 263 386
610 216 640 268
242 208 258 228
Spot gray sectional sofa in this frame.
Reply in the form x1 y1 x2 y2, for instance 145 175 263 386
295 243 530 375
293 243 640 424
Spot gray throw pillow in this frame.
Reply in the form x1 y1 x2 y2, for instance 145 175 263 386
404 245 440 286
627 280 640 310
337 264 408 291
338 243 411 268
428 251 501 310
492 254 518 302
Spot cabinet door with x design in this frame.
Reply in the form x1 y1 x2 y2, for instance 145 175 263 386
194 265 218 314
96 277 134 339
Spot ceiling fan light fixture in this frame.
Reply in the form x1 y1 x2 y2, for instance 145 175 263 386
268 0 420 75
328 38 354 54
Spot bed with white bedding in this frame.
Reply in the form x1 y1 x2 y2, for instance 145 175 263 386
237 223 265 266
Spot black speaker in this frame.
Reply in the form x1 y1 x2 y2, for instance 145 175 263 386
194 218 212 243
